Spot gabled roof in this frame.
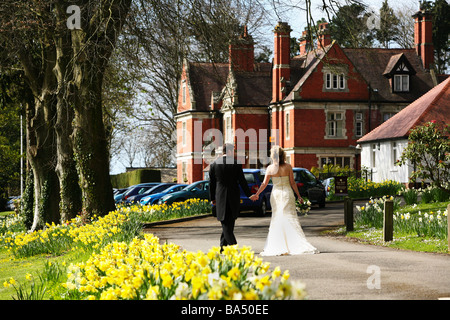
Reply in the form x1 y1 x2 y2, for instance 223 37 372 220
285 42 334 101
186 62 272 110
233 63 272 106
382 53 416 77
357 77 450 144
343 48 434 102
187 62 229 111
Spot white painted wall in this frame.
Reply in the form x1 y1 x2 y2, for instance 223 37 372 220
360 139 412 183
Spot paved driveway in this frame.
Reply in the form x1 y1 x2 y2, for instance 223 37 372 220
144 202 450 300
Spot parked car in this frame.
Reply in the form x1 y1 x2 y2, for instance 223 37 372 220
240 169 273 216
115 183 160 204
114 188 130 203
140 184 188 205
113 188 128 196
158 180 210 205
293 167 326 207
125 183 176 204
210 168 273 217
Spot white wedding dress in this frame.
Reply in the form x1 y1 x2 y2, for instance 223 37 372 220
260 176 319 256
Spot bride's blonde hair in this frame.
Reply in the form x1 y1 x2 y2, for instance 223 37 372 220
270 145 285 165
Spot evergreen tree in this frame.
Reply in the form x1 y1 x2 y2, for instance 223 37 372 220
329 3 376 48
431 0 450 73
376 0 400 48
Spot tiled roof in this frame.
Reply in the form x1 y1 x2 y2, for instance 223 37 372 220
343 48 435 102
186 45 437 111
233 63 272 106
188 62 272 110
188 62 229 110
357 76 450 143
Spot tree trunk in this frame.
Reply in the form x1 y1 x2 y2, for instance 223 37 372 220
26 95 61 231
72 72 115 216
71 30 115 216
53 13 83 222
68 0 132 217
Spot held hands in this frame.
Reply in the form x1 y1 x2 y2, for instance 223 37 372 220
249 194 258 201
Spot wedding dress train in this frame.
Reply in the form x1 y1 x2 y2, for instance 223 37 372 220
260 176 319 256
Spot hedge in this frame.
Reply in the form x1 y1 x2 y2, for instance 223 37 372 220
110 169 161 188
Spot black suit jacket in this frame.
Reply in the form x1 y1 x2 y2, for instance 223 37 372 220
209 156 252 221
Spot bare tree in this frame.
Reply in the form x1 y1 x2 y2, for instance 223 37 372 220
117 0 268 167
0 0 132 228
394 2 416 48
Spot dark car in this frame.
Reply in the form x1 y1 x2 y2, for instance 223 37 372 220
239 169 273 216
293 167 326 207
140 184 188 205
115 183 161 204
211 169 273 217
125 183 176 204
158 180 210 205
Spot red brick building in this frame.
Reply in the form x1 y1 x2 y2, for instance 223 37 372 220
175 9 441 184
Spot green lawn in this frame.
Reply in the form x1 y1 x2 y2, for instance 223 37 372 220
330 201 449 254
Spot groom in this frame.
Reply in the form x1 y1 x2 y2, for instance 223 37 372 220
209 143 252 251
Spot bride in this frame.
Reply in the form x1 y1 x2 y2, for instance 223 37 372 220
250 146 319 256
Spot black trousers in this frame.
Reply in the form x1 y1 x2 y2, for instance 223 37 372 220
220 203 237 249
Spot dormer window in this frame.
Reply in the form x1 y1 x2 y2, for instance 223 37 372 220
383 53 415 94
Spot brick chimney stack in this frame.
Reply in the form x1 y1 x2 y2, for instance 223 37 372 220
317 22 332 48
229 25 255 72
299 30 311 55
413 8 434 70
272 21 292 103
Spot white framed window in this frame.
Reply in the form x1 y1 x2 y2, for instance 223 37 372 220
182 83 187 104
394 74 409 92
326 73 346 90
327 112 344 137
225 116 232 143
285 111 290 140
392 141 398 165
355 112 363 137
182 121 186 146
182 161 188 182
371 143 377 168
339 73 345 89
326 73 331 89
320 156 351 168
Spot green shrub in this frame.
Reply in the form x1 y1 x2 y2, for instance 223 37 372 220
110 169 161 188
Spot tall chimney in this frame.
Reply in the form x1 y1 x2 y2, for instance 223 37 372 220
299 30 311 55
413 8 434 70
317 22 332 48
272 21 292 103
229 25 255 72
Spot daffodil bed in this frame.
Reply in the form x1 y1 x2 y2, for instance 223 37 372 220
349 196 449 253
61 234 306 300
1 199 307 300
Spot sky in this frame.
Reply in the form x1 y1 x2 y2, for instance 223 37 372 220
109 0 423 175
272 0 421 40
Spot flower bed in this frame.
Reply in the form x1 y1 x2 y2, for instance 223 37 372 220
62 234 307 300
2 199 307 300
355 196 448 240
1 199 210 259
